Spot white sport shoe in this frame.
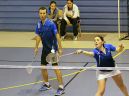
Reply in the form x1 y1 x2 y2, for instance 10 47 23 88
39 84 51 91
73 36 77 40
61 36 65 40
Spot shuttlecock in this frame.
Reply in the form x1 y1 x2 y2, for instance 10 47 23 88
51 49 55 53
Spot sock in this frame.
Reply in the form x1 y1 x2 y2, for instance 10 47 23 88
59 85 64 89
44 82 50 86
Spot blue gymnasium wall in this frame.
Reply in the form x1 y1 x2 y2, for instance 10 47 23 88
0 0 128 32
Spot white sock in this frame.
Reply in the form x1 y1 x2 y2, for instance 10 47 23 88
44 82 50 86
59 85 64 89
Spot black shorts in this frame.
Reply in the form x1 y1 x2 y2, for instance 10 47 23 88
41 50 58 66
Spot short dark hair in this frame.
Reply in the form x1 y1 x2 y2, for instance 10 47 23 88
50 0 56 5
67 0 73 3
38 6 47 13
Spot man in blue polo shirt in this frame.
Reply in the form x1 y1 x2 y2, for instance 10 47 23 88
33 7 64 96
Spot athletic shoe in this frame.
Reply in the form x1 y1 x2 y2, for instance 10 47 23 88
55 87 65 96
73 36 77 40
61 36 65 40
39 84 51 91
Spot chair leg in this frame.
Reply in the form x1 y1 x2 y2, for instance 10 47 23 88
58 23 61 36
78 24 81 37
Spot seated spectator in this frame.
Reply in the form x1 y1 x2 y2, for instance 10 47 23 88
60 0 80 40
48 1 63 32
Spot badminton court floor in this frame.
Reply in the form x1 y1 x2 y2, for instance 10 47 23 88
0 48 129 96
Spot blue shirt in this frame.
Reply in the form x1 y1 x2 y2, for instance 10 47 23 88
93 44 116 67
35 18 58 52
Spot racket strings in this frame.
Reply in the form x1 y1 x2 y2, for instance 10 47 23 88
26 56 37 74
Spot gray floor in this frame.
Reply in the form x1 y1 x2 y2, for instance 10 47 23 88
0 48 129 96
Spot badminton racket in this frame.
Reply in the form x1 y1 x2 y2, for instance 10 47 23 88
46 51 76 64
26 55 36 74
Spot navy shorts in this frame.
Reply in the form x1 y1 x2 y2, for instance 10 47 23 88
41 50 58 66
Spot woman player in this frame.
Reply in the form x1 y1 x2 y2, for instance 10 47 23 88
76 35 129 96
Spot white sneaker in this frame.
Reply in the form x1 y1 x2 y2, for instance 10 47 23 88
73 36 77 40
61 36 65 40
